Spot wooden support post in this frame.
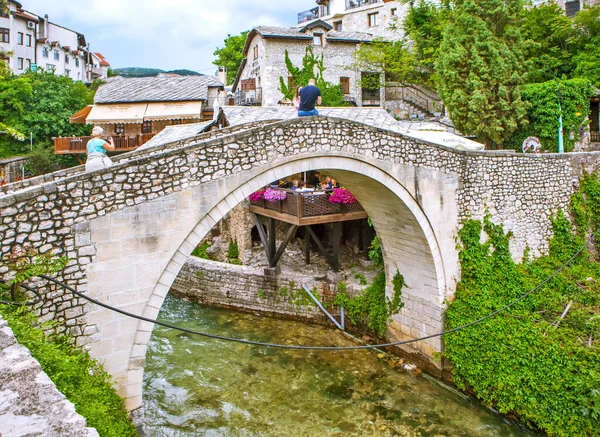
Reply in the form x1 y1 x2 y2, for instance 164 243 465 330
332 223 342 272
306 226 339 272
304 228 311 265
268 217 277 267
271 224 298 266
253 213 272 264
358 222 364 252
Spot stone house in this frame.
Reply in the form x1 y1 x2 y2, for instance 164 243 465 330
297 0 407 40
232 23 376 107
537 0 600 16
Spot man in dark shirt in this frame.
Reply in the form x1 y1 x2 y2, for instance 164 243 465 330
298 78 322 117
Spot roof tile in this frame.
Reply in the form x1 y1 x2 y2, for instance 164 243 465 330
94 76 224 104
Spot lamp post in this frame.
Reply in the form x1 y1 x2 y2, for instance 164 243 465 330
558 88 564 154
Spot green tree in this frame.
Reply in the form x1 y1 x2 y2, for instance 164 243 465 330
213 31 249 85
435 0 529 148
278 46 345 106
352 37 418 86
516 78 595 152
399 0 453 87
521 3 575 83
571 5 600 87
0 70 92 160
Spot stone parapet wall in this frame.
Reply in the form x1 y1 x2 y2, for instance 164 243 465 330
171 256 339 324
0 315 99 437
0 157 27 183
1 115 600 409
0 119 277 197
1 116 599 343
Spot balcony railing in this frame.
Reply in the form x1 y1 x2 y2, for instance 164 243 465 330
249 188 367 226
346 0 381 10
298 7 320 24
234 88 263 106
53 134 155 155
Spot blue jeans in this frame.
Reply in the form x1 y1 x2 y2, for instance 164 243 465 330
298 109 319 117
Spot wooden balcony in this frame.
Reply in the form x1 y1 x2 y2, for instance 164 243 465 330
53 134 155 155
249 189 368 226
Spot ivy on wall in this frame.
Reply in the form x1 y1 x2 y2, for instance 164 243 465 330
278 46 346 107
0 250 136 436
334 233 405 337
444 172 600 437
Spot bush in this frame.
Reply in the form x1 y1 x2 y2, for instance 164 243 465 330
0 297 136 436
445 174 600 437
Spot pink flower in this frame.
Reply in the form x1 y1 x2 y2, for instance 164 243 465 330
328 188 357 204
249 189 265 202
264 188 287 202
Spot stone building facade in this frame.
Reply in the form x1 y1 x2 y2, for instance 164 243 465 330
232 24 375 107
298 0 408 40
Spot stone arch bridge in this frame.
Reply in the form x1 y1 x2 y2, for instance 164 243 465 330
1 116 599 413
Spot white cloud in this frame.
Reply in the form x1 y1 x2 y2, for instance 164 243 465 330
21 0 315 71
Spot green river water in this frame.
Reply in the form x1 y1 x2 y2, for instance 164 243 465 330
143 295 540 437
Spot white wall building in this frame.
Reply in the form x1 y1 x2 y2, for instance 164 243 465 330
0 1 37 73
0 0 107 81
37 16 88 81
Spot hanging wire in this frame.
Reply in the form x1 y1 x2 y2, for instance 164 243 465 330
2 228 596 351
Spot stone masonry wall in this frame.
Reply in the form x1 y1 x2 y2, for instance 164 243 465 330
246 35 363 107
0 315 99 437
0 120 277 196
1 117 600 345
1 116 600 408
171 256 341 324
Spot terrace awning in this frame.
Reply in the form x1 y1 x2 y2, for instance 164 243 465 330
86 103 148 124
143 101 203 121
69 105 93 124
406 130 485 151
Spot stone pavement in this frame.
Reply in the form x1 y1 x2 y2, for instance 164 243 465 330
0 316 98 437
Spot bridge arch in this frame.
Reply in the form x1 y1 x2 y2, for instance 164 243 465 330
116 154 457 411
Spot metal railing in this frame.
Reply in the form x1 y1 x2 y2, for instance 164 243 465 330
250 188 364 219
345 0 381 10
298 7 319 24
234 88 263 106
591 131 600 143
389 84 444 117
53 134 155 154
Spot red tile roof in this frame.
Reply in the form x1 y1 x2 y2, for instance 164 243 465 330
94 52 110 67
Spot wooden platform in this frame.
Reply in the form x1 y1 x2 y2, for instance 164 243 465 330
249 190 368 226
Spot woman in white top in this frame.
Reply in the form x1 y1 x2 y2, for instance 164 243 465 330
85 126 115 173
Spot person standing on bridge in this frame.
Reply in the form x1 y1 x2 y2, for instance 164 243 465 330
85 126 115 173
297 78 321 117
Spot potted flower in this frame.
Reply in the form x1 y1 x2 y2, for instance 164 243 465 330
249 189 265 202
328 188 357 205
264 188 287 202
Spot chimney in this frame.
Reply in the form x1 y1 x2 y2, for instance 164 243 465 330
41 14 49 40
217 66 227 86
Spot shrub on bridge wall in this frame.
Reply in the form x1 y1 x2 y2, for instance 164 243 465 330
334 231 405 337
445 173 600 437
0 300 137 437
0 249 136 437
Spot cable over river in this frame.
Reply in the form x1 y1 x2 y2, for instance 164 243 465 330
143 295 541 437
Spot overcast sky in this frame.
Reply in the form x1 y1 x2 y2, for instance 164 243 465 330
23 0 316 74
